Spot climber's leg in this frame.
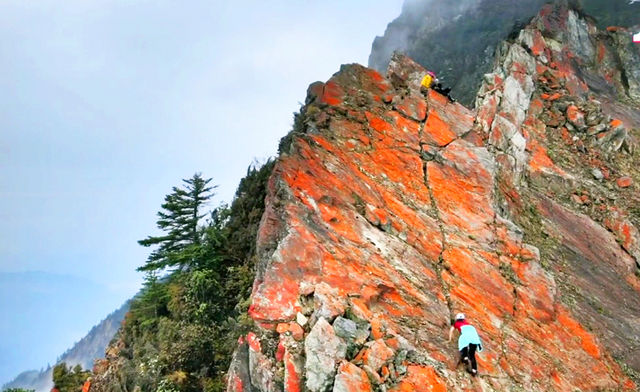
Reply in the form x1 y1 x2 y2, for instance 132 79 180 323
468 343 478 375
459 346 470 367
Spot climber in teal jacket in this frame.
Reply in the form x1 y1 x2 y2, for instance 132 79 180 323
448 313 483 376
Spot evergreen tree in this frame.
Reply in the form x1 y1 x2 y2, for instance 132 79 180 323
52 363 90 392
138 173 215 272
108 161 275 391
130 271 171 325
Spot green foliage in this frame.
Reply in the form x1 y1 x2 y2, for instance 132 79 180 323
138 173 215 272
129 272 171 329
52 363 90 392
111 160 276 392
3 389 35 392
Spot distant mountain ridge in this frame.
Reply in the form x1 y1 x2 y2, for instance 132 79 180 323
2 301 129 392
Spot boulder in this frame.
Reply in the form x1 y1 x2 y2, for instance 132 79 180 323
305 318 347 392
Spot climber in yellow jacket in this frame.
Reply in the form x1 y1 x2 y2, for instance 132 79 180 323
421 70 456 103
421 71 436 90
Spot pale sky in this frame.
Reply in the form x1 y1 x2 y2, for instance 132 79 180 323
0 0 405 384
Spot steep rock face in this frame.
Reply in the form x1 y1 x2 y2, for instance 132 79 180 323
369 0 640 106
227 5 640 391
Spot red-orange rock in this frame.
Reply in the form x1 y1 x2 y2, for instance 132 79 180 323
604 209 640 264
566 104 585 129
333 362 372 392
610 118 624 129
388 365 446 392
275 339 285 362
394 94 427 121
289 323 305 341
617 176 633 188
284 349 303 392
422 110 457 146
246 332 261 352
541 92 562 101
362 339 394 372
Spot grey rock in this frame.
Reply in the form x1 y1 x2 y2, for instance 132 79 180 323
553 101 571 112
567 10 595 62
305 317 347 392
586 112 601 126
598 128 628 152
592 168 604 181
333 317 357 341
226 341 257 392
611 31 640 102
249 347 276 392
333 316 370 346
394 349 409 376
587 123 607 136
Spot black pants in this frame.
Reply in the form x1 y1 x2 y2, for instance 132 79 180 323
433 84 451 96
460 343 478 371
433 83 454 101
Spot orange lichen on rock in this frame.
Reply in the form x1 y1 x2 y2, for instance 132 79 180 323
389 365 447 392
556 309 601 359
246 332 261 352
422 110 457 146
362 339 395 371
527 138 566 176
610 118 623 128
394 95 427 121
319 81 344 106
530 29 546 56
617 176 633 188
284 350 302 392
334 362 372 392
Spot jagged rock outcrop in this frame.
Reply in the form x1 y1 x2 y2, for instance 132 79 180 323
369 0 640 106
227 3 640 392
476 1 640 379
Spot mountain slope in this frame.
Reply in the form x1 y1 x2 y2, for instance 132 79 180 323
84 2 640 391
369 0 640 106
2 302 129 392
223 3 640 391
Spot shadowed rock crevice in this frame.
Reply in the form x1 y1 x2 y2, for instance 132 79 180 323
416 96 456 325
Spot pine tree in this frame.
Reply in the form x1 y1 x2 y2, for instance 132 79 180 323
52 363 90 392
138 173 215 272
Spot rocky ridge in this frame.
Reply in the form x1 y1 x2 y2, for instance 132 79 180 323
226 3 640 392
369 0 640 106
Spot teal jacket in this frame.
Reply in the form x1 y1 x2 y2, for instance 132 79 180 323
458 324 483 351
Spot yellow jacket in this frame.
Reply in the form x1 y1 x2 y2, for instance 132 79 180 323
421 74 434 89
